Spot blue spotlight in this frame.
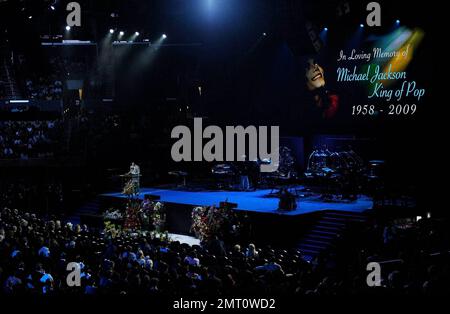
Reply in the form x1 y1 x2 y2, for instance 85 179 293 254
109 29 115 34
360 23 364 28
320 27 328 44
135 32 140 36
162 34 167 39
396 19 400 24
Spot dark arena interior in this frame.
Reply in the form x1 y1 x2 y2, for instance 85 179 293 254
0 0 443 308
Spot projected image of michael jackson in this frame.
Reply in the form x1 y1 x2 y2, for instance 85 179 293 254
304 58 339 119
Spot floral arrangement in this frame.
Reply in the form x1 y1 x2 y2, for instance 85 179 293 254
138 200 166 238
122 180 139 195
149 230 170 242
102 199 167 237
104 221 122 239
103 208 124 221
191 203 241 242
151 201 166 233
123 199 142 230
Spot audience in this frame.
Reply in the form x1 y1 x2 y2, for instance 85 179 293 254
25 77 63 101
0 204 448 296
0 120 61 159
0 182 63 214
15 54 90 100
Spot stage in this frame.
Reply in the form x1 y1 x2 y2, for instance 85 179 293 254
71 186 373 244
101 186 373 216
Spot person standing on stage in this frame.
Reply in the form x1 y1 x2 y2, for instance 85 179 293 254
128 162 141 193
239 155 251 191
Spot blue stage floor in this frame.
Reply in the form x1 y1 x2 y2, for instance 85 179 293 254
101 187 373 216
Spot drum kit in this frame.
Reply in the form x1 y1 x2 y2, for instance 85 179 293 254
210 146 298 191
305 146 365 200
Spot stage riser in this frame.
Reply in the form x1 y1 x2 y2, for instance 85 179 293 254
98 195 320 245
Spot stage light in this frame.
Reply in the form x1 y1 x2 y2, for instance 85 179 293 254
262 32 267 36
162 34 167 39
109 29 115 34
28 16 33 19
360 23 364 28
50 5 55 11
396 19 400 24
119 31 124 36
135 32 140 36
65 26 71 31
320 27 328 44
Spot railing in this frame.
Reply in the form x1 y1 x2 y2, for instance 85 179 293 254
0 99 63 112
378 249 450 266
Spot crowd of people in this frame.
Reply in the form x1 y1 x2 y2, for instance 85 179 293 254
25 77 63 101
0 201 448 296
49 56 88 80
0 120 61 159
16 54 90 101
0 182 63 214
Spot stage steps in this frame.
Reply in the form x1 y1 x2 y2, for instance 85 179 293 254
298 210 368 260
67 198 103 225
